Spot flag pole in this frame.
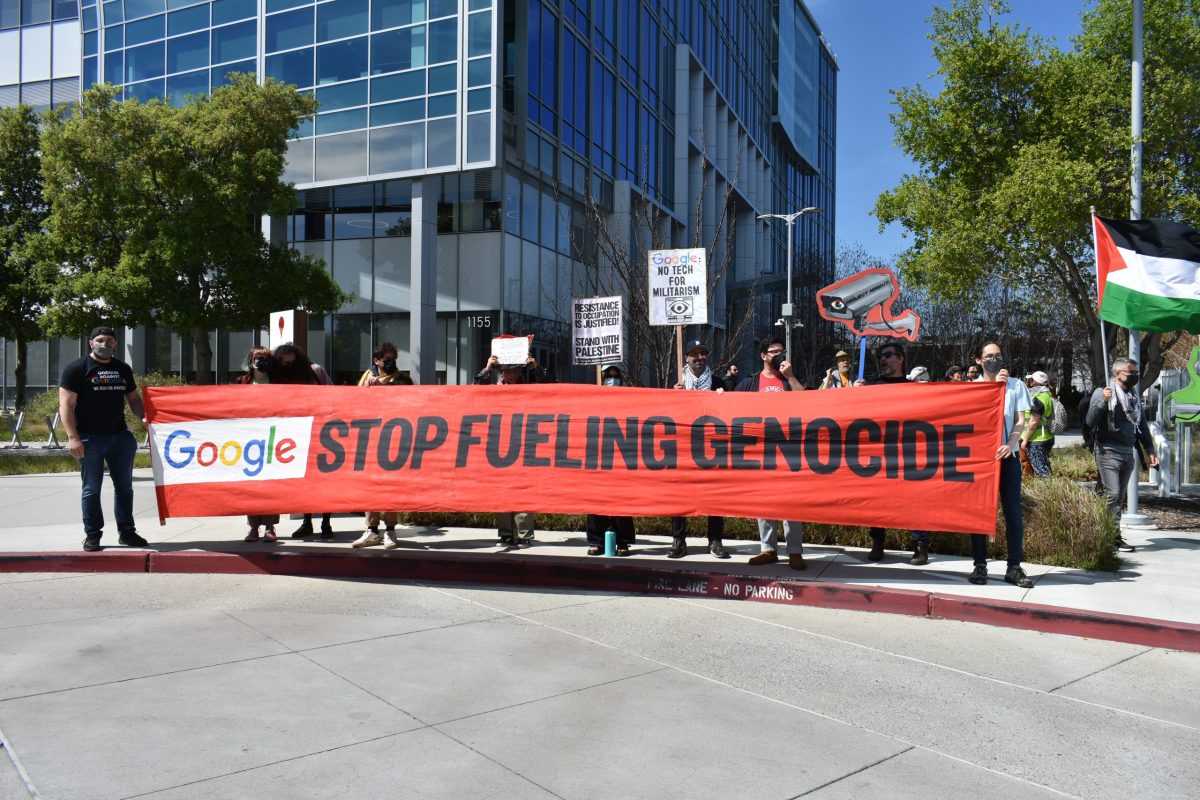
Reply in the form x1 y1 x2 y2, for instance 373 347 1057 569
1124 0 1152 527
1090 209 1111 375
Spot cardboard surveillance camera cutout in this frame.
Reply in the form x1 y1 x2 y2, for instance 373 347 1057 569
815 268 921 341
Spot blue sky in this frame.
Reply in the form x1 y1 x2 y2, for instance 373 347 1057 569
808 0 1092 261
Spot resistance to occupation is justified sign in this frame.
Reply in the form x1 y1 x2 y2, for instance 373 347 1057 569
145 383 1005 534
572 296 623 366
648 248 707 326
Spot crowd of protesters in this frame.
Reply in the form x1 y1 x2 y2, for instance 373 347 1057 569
61 325 1154 590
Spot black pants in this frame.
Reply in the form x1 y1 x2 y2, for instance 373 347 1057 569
670 516 725 543
585 515 635 546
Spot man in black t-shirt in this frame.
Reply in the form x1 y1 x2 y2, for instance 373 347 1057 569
59 326 148 552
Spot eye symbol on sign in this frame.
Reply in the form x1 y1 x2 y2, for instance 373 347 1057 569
668 299 691 316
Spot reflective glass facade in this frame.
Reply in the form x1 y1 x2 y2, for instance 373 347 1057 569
0 0 81 110
1 0 835 397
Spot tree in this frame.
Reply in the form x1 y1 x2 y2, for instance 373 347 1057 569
875 0 1200 386
0 105 54 410
39 76 347 384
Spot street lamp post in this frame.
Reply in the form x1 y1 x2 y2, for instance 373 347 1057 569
757 207 822 357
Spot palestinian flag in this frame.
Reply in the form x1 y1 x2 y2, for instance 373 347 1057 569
1094 215 1200 333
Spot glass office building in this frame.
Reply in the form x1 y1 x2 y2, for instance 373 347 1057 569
1 0 835 395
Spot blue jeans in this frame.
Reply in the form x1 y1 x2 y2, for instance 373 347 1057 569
79 430 137 536
971 454 1024 567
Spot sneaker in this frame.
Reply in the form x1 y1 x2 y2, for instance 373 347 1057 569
118 531 148 547
748 550 779 566
291 522 314 538
1004 566 1034 589
867 541 885 562
708 542 731 559
244 528 260 542
667 539 687 559
263 526 277 543
320 518 335 539
968 564 988 585
1115 537 1136 553
519 530 535 541
515 538 532 549
352 529 384 548
82 534 102 552
788 554 807 571
497 536 516 548
383 528 402 549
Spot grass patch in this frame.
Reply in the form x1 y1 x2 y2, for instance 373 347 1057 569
0 453 152 475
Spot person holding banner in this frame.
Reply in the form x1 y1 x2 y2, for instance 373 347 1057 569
968 342 1036 588
235 345 281 542
274 343 337 539
736 338 807 569
352 342 413 549
477 349 544 547
859 343 931 565
669 340 731 559
585 365 636 556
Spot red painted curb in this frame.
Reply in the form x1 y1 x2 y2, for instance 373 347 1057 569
0 551 149 573
930 594 1200 652
5 548 1199 652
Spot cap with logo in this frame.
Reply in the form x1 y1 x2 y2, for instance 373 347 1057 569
684 339 709 356
1029 370 1050 385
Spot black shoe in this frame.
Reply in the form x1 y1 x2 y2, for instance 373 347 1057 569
1115 537 1136 553
291 523 314 538
320 519 334 539
83 534 102 552
118 531 148 547
909 541 929 566
1004 566 1034 589
667 539 687 559
867 540 885 562
968 564 988 585
709 542 731 559
498 536 516 548
520 531 535 541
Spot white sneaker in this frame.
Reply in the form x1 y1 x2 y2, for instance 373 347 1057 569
352 529 384 548
383 528 402 549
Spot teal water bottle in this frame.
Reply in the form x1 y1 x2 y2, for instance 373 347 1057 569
604 528 617 556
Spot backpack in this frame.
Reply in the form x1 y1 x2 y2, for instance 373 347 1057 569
1048 396 1068 434
1078 391 1096 449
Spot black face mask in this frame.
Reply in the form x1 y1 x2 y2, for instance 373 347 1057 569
252 356 273 372
1119 375 1138 389
769 353 786 371
982 356 1005 374
380 358 397 375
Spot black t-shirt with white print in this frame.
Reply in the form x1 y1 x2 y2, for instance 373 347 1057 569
59 355 136 434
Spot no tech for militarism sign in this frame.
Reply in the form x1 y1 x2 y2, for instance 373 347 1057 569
648 249 707 326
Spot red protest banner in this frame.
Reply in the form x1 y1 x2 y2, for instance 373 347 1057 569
144 382 1005 534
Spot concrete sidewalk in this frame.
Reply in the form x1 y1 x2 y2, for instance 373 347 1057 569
3 469 1199 648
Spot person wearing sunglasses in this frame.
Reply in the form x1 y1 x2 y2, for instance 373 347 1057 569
856 342 931 565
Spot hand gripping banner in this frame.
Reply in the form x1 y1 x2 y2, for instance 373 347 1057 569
145 382 1005 534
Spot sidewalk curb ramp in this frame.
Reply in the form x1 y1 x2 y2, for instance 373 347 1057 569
2 549 1198 653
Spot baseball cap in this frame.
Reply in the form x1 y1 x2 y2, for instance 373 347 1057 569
90 326 117 341
907 366 930 382
1029 370 1050 385
834 350 850 359
684 339 709 356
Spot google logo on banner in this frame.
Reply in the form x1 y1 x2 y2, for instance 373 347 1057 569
151 417 313 486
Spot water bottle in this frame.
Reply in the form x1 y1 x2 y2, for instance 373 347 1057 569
604 528 617 556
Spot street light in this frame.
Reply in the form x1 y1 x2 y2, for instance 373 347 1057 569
757 207 823 358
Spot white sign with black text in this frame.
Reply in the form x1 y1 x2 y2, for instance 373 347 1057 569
572 296 623 365
648 249 707 326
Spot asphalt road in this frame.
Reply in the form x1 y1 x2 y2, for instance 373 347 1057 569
1 571 1197 800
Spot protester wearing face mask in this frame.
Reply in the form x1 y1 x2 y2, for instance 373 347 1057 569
967 341 1037 588
668 340 731 560
859 343 931 566
352 342 414 549
585 365 636 556
235 346 281 541
1086 357 1159 553
820 350 853 389
272 342 337 539
58 326 149 552
735 338 807 569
